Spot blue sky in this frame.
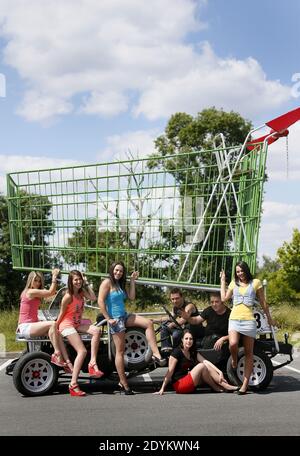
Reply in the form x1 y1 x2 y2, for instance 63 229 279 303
0 0 299 262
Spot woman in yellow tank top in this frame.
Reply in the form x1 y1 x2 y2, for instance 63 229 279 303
220 261 275 394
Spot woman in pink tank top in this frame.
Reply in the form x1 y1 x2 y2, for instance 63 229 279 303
56 270 103 397
17 269 73 373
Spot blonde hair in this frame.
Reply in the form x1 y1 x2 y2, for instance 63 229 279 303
23 271 44 292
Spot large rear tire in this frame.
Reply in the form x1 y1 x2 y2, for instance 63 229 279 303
111 327 152 371
13 351 59 396
226 347 273 390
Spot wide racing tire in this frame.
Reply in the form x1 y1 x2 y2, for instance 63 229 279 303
226 346 273 390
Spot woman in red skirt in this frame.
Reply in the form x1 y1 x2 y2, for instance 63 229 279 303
154 329 238 395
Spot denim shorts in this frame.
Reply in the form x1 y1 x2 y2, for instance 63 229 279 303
109 313 133 335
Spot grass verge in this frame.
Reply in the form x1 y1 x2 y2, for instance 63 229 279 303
1 303 299 352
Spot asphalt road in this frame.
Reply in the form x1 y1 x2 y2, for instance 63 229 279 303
0 351 300 440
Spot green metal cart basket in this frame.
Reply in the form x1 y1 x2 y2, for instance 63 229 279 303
7 108 300 290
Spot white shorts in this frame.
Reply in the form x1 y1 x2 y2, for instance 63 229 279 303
16 323 32 339
60 326 78 337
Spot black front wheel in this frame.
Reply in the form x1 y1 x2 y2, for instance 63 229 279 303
226 347 273 390
13 351 59 396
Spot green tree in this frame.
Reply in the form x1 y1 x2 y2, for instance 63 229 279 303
18 190 56 269
66 153 169 307
0 190 58 310
64 218 167 309
277 228 300 293
259 230 300 306
0 195 25 309
64 218 128 287
153 108 251 160
148 107 253 282
257 255 281 275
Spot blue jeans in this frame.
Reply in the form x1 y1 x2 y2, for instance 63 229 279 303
160 323 183 350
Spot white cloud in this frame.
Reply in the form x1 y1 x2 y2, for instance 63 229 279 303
0 128 158 195
99 128 159 161
0 0 291 122
264 122 300 181
256 121 300 260
262 201 300 219
0 154 81 194
134 43 291 120
80 90 128 117
16 90 73 122
258 200 300 260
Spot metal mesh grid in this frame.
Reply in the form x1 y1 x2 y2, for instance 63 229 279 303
7 143 267 289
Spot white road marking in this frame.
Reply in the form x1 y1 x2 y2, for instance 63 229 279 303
0 359 12 371
140 373 152 382
272 360 300 374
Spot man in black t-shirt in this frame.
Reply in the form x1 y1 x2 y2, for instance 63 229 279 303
179 292 230 350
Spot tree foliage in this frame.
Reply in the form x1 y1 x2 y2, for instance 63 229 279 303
149 107 252 171
149 108 251 202
257 255 281 275
277 228 300 293
0 191 57 310
0 195 25 309
258 229 300 306
64 218 169 309
18 190 56 269
63 218 127 289
148 107 253 281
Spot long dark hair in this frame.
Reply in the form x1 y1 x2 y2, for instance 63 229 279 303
67 270 84 296
181 329 197 360
234 261 253 284
108 261 127 291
